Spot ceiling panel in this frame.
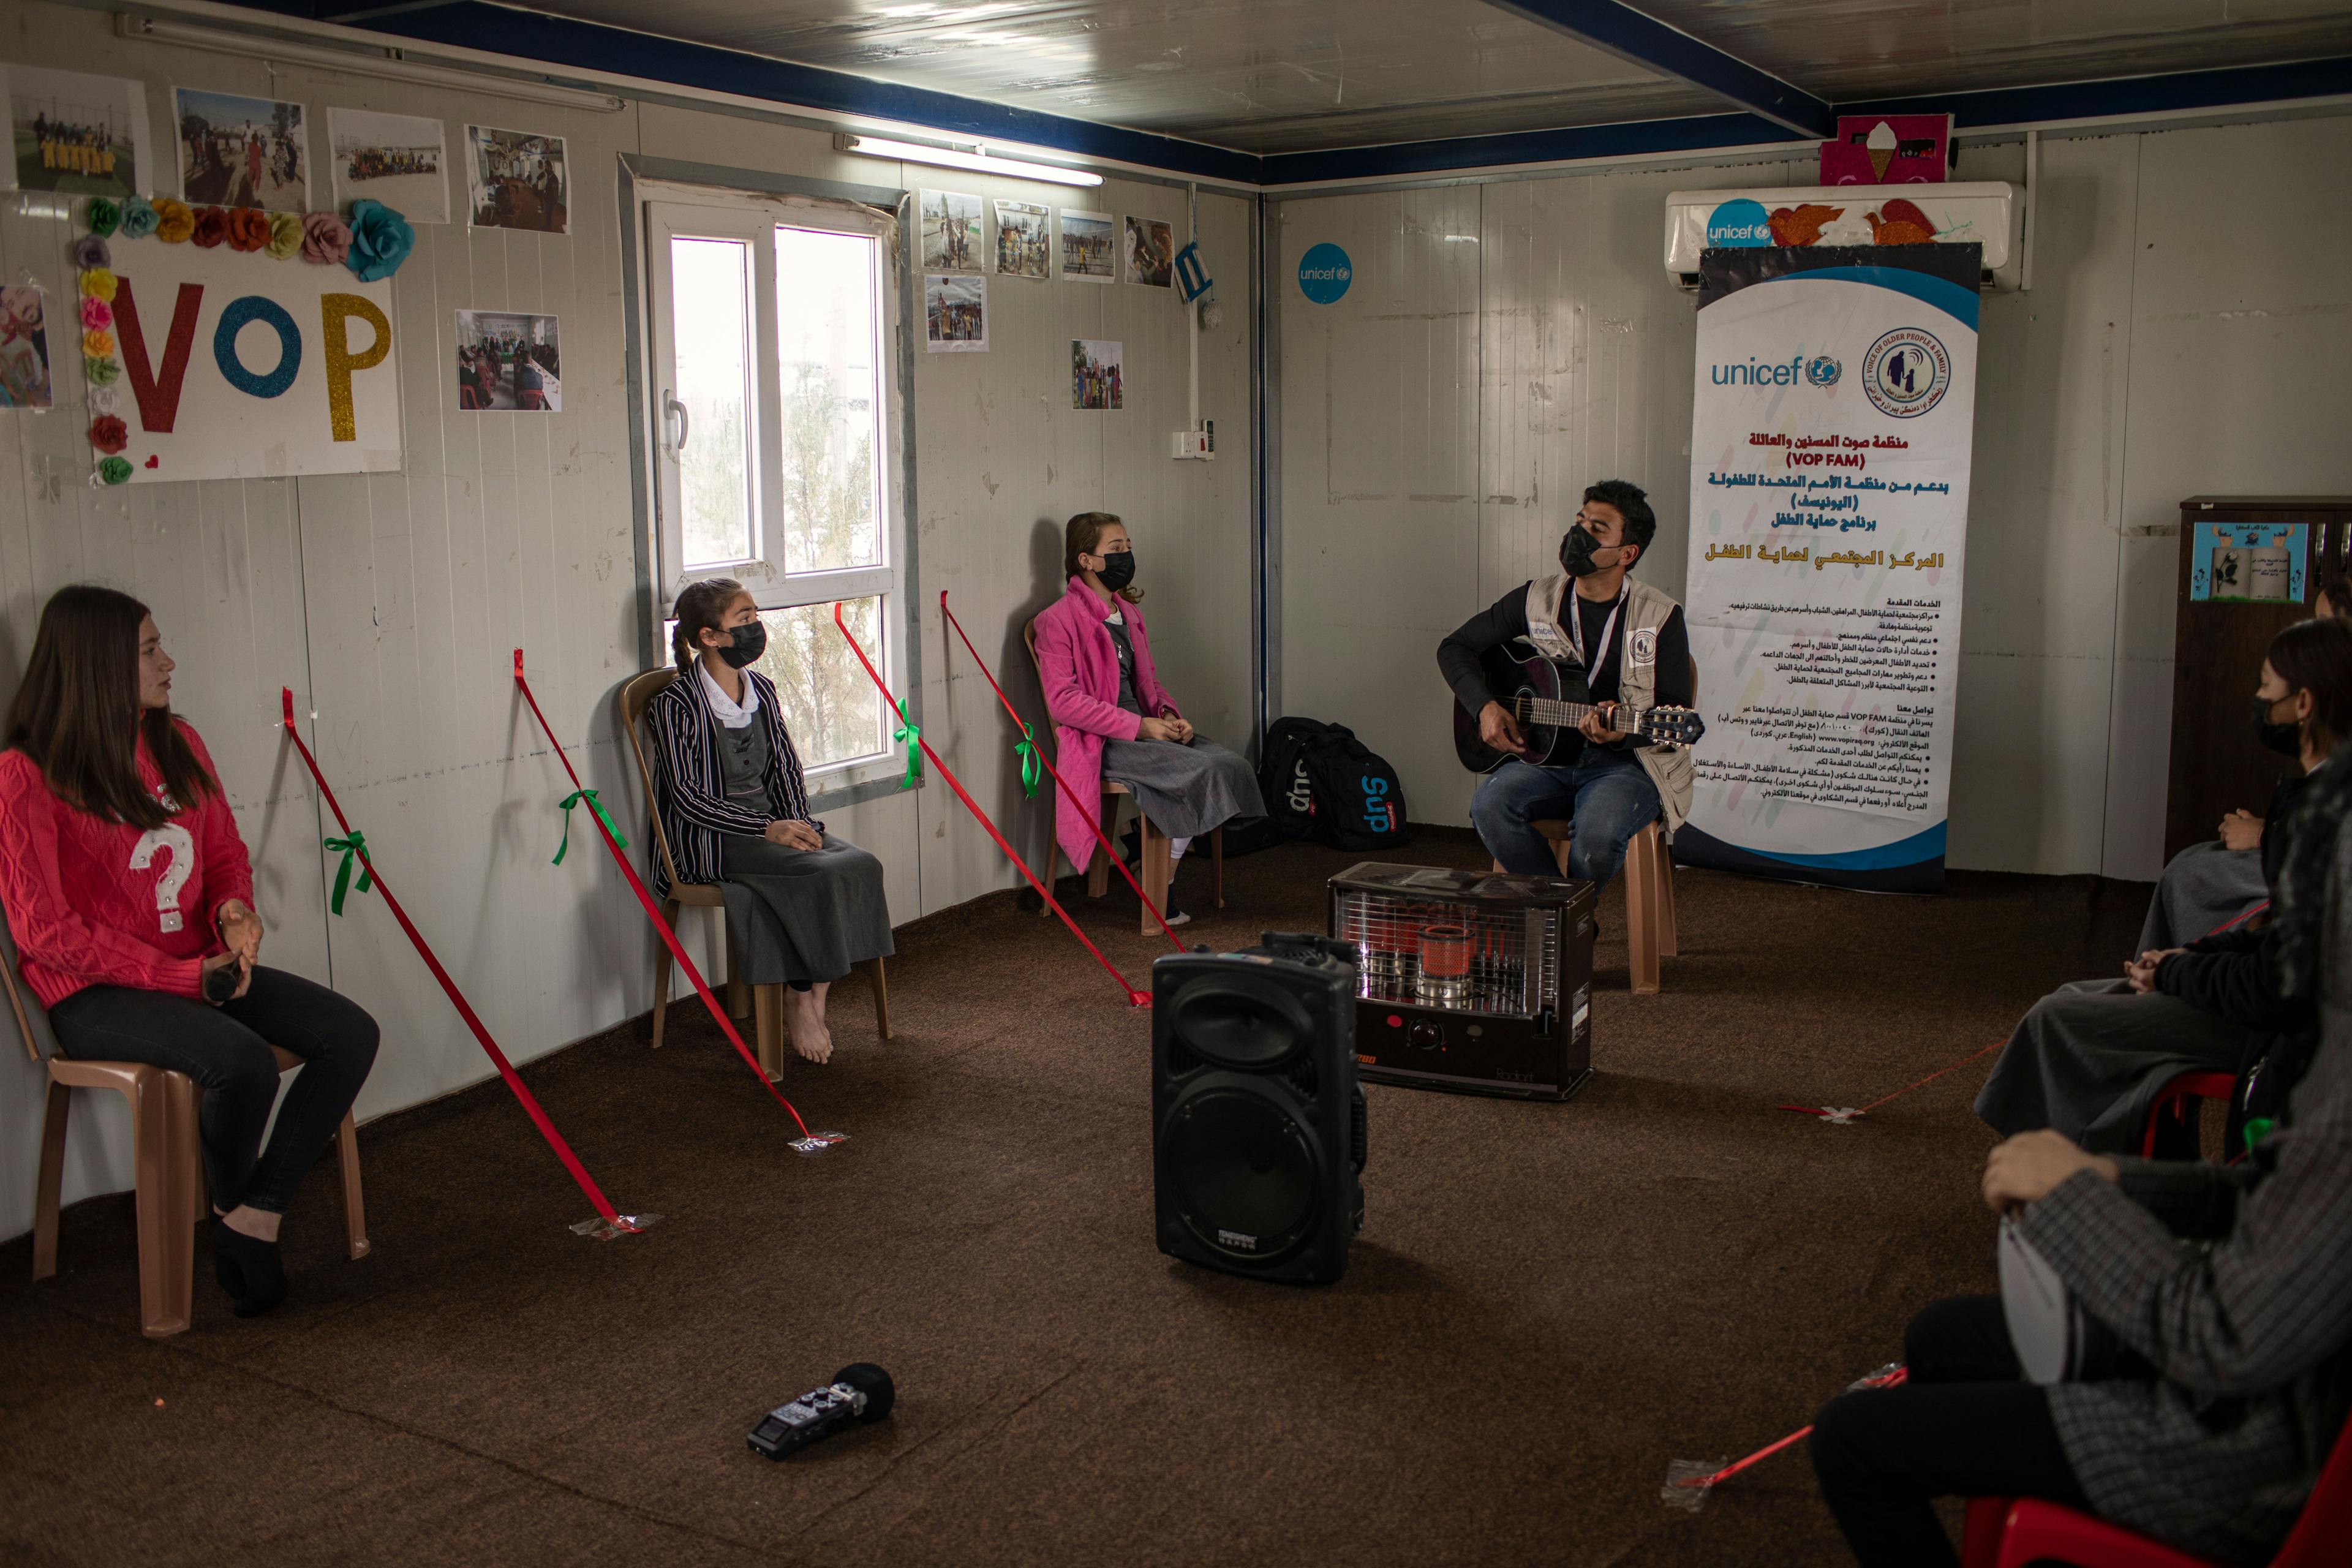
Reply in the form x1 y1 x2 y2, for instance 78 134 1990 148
511 0 2352 154
1634 1 2352 103
522 0 1728 153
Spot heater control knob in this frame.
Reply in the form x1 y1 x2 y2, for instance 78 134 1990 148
1408 1019 1444 1051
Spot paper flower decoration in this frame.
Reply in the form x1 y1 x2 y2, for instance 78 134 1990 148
79 296 111 331
343 200 415 282
89 415 128 454
98 456 133 485
266 210 303 260
226 208 268 254
300 212 352 266
85 356 121 386
81 329 115 359
77 268 116 302
192 207 230 249
85 197 121 238
119 194 159 240
88 384 121 416
153 198 195 244
70 235 110 271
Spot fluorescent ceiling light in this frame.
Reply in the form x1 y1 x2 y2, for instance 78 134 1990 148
834 134 1102 186
118 15 627 113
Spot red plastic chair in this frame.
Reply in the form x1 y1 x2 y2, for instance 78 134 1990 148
459 383 483 410
2141 1070 2237 1158
518 388 548 412
1962 1405 2352 1567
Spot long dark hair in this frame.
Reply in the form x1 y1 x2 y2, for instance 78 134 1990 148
671 577 747 671
2269 614 2352 755
6 584 218 829
1064 511 1142 603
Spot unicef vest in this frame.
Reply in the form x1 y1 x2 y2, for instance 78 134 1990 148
1522 572 1696 835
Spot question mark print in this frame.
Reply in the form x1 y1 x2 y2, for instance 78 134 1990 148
129 824 197 933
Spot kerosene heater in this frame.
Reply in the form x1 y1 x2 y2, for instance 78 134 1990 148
1327 863 1596 1100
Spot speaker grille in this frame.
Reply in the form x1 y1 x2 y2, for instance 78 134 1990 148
1161 1087 1319 1263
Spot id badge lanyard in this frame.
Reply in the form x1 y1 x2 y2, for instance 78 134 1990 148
1568 584 1629 679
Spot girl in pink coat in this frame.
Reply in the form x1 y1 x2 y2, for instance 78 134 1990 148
1032 512 1262 923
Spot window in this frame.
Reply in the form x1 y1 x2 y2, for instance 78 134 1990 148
646 190 903 775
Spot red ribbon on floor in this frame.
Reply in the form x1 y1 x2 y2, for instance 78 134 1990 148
278 688 635 1231
939 590 1188 954
510 653 816 1137
1781 1039 2005 1123
834 603 1150 1008
1674 1366 1909 1491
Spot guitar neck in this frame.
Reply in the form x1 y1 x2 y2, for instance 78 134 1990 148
1511 695 1645 731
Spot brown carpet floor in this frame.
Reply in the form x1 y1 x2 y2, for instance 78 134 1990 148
0 834 2152 1567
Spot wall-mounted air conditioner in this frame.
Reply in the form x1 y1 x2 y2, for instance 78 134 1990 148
1662 182 2023 293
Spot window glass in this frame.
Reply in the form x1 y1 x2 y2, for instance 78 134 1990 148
774 225 881 575
669 235 754 567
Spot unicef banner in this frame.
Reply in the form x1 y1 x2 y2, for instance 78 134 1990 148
1676 243 1981 894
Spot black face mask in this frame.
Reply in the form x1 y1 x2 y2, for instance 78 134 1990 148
717 620 767 669
1095 548 1136 593
2252 693 2302 756
1560 525 1613 579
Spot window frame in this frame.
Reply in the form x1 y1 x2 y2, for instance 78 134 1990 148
627 164 921 802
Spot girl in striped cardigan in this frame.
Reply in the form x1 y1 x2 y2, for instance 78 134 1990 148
644 579 893 1065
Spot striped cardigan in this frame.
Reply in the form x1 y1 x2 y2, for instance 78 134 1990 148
642 665 820 900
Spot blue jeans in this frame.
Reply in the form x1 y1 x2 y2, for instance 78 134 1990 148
1471 749 1662 889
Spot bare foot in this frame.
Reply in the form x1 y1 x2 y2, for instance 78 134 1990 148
783 987 833 1065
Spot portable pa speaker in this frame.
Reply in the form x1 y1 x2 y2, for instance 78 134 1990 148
1152 933 1366 1286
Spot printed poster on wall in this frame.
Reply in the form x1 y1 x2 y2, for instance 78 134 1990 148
1678 243 1981 893
100 233 402 481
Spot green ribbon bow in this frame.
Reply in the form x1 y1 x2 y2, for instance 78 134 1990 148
1014 724 1041 799
323 833 372 916
554 788 628 865
893 698 922 788
2242 1116 2275 1155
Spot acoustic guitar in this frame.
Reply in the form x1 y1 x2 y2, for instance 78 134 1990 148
1453 639 1706 773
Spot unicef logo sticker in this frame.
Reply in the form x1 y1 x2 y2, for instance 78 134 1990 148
1805 353 1841 388
1861 327 1951 418
1297 242 1352 304
1706 198 1770 248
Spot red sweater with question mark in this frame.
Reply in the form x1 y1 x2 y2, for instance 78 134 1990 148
0 721 254 1009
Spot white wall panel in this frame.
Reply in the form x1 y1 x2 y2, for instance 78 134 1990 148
0 0 1253 1240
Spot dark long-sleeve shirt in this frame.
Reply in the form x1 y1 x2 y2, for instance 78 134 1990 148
1436 583 1692 745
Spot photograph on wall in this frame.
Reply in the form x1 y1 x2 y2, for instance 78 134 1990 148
174 88 308 212
993 200 1050 280
6 64 151 198
329 108 448 224
919 189 981 273
1060 208 1114 282
455 309 562 412
0 284 52 409
465 125 567 233
1072 339 1121 409
924 274 987 353
1124 216 1174 288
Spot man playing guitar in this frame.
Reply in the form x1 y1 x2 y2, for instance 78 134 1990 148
1436 479 1699 889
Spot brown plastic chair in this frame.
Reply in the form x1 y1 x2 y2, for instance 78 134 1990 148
616 668 891 1077
1486 658 1696 996
4 922 367 1340
1024 616 1223 934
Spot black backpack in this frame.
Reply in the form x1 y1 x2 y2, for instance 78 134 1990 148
1257 717 1409 851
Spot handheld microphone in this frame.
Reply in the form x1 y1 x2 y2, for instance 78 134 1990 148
747 1364 894 1460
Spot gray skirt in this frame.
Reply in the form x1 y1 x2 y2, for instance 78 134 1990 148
1973 978 2261 1153
1100 734 1265 841
717 832 894 987
2137 840 2268 953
